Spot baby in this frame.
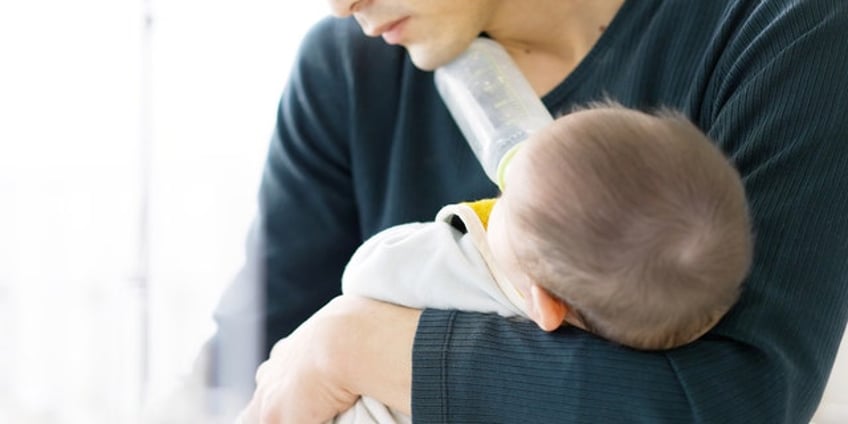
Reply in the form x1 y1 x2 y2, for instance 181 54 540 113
334 102 753 423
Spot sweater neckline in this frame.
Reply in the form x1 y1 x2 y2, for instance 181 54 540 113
541 0 652 109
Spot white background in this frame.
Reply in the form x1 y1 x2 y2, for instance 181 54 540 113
0 1 845 423
0 1 328 422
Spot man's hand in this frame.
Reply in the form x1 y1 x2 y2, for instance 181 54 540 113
237 295 421 423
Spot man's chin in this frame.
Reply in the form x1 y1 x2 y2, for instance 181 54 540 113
406 53 439 71
406 48 458 72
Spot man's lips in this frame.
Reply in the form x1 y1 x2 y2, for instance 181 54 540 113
368 17 409 44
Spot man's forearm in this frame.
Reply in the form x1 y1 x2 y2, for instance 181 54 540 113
339 296 420 415
240 296 420 423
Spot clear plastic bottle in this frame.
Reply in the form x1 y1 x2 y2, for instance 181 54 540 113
434 37 553 187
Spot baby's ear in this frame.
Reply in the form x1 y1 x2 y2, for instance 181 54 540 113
526 284 567 332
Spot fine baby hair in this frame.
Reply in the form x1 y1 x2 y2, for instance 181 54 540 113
503 102 753 350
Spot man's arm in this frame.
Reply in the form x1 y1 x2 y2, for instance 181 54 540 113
207 16 361 395
239 296 419 424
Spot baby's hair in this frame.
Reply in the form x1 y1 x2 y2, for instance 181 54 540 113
505 101 752 350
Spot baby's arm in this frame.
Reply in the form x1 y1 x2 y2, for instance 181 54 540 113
342 221 523 318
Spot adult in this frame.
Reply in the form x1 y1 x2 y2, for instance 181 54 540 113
218 0 848 422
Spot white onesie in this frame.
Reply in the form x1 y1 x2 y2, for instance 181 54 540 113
331 203 528 424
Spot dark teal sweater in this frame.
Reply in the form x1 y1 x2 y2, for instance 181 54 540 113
213 0 848 421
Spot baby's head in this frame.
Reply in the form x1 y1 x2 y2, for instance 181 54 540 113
487 102 752 350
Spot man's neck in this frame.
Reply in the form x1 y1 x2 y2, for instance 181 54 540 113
485 0 626 95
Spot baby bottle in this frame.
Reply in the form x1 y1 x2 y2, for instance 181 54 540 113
434 37 553 187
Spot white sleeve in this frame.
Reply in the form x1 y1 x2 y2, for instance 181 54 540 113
341 221 525 318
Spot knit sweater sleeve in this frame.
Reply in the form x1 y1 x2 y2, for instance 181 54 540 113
212 17 363 365
412 2 848 422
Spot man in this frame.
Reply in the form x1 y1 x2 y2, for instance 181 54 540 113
223 0 848 422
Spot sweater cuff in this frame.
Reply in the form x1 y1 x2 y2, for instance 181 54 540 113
412 309 455 423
